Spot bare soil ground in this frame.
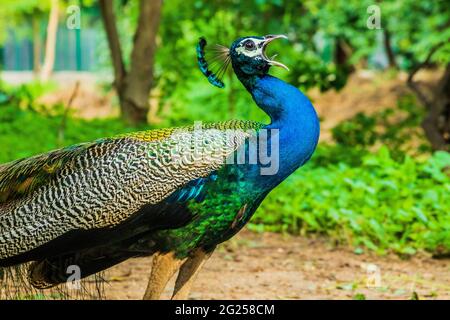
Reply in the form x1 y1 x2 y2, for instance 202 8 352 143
104 230 449 300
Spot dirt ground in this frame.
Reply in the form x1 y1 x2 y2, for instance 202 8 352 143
103 230 449 300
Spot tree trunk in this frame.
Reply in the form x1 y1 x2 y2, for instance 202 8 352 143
383 29 397 69
100 0 162 125
121 0 162 124
32 13 42 75
99 0 126 91
421 63 450 151
407 41 449 151
335 38 354 74
40 0 59 82
441 65 450 145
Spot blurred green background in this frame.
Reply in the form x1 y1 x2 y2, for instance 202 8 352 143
0 0 449 257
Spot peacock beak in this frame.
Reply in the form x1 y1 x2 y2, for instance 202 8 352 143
262 35 289 71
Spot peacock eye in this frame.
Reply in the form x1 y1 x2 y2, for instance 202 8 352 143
244 40 256 51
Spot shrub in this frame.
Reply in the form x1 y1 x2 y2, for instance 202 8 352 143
251 147 450 256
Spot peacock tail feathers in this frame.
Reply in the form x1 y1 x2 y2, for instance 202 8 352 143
0 262 106 299
0 141 100 204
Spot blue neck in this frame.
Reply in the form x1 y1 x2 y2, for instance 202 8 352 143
239 74 320 187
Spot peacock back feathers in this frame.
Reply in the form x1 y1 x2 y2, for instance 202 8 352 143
0 120 263 264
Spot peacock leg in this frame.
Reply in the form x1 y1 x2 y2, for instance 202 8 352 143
142 251 185 300
171 248 213 300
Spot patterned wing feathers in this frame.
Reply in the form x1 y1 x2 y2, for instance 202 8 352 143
0 120 263 260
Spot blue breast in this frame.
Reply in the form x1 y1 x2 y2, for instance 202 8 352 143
246 75 320 189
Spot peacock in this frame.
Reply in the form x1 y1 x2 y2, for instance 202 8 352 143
0 35 319 299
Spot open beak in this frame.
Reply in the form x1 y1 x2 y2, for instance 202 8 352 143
262 34 289 71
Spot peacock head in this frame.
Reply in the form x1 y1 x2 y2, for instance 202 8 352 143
197 35 288 88
229 35 289 76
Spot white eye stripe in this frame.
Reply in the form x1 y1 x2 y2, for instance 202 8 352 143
235 39 265 57
239 38 265 47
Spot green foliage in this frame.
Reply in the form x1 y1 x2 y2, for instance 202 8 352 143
331 95 431 160
0 0 50 43
0 104 141 164
0 80 57 110
251 146 450 256
302 0 450 70
381 0 450 68
353 293 366 300
289 49 347 92
303 0 377 64
332 113 377 148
